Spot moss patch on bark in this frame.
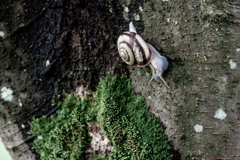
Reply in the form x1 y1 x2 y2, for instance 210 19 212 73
28 75 172 160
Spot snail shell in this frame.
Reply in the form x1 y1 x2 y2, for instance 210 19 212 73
117 32 152 67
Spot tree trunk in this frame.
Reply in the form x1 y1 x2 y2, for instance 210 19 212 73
0 0 240 159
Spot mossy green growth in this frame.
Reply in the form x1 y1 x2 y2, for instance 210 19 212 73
29 75 171 160
94 75 172 160
90 153 107 160
28 94 91 160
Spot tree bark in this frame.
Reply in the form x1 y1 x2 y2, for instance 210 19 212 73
0 0 240 159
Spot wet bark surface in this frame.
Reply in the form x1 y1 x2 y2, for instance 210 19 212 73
0 0 240 159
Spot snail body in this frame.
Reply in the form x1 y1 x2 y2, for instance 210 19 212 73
117 22 169 91
146 43 169 90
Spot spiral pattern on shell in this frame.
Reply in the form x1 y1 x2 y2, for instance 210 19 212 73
117 32 152 67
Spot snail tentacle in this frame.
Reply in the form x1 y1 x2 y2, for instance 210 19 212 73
145 77 154 92
158 74 170 88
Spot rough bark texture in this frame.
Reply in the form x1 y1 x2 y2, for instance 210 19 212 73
128 0 240 159
0 0 240 160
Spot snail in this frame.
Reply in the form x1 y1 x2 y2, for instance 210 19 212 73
117 22 169 91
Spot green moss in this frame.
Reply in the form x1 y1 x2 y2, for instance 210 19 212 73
28 94 91 160
94 75 172 160
29 75 172 160
90 153 107 160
